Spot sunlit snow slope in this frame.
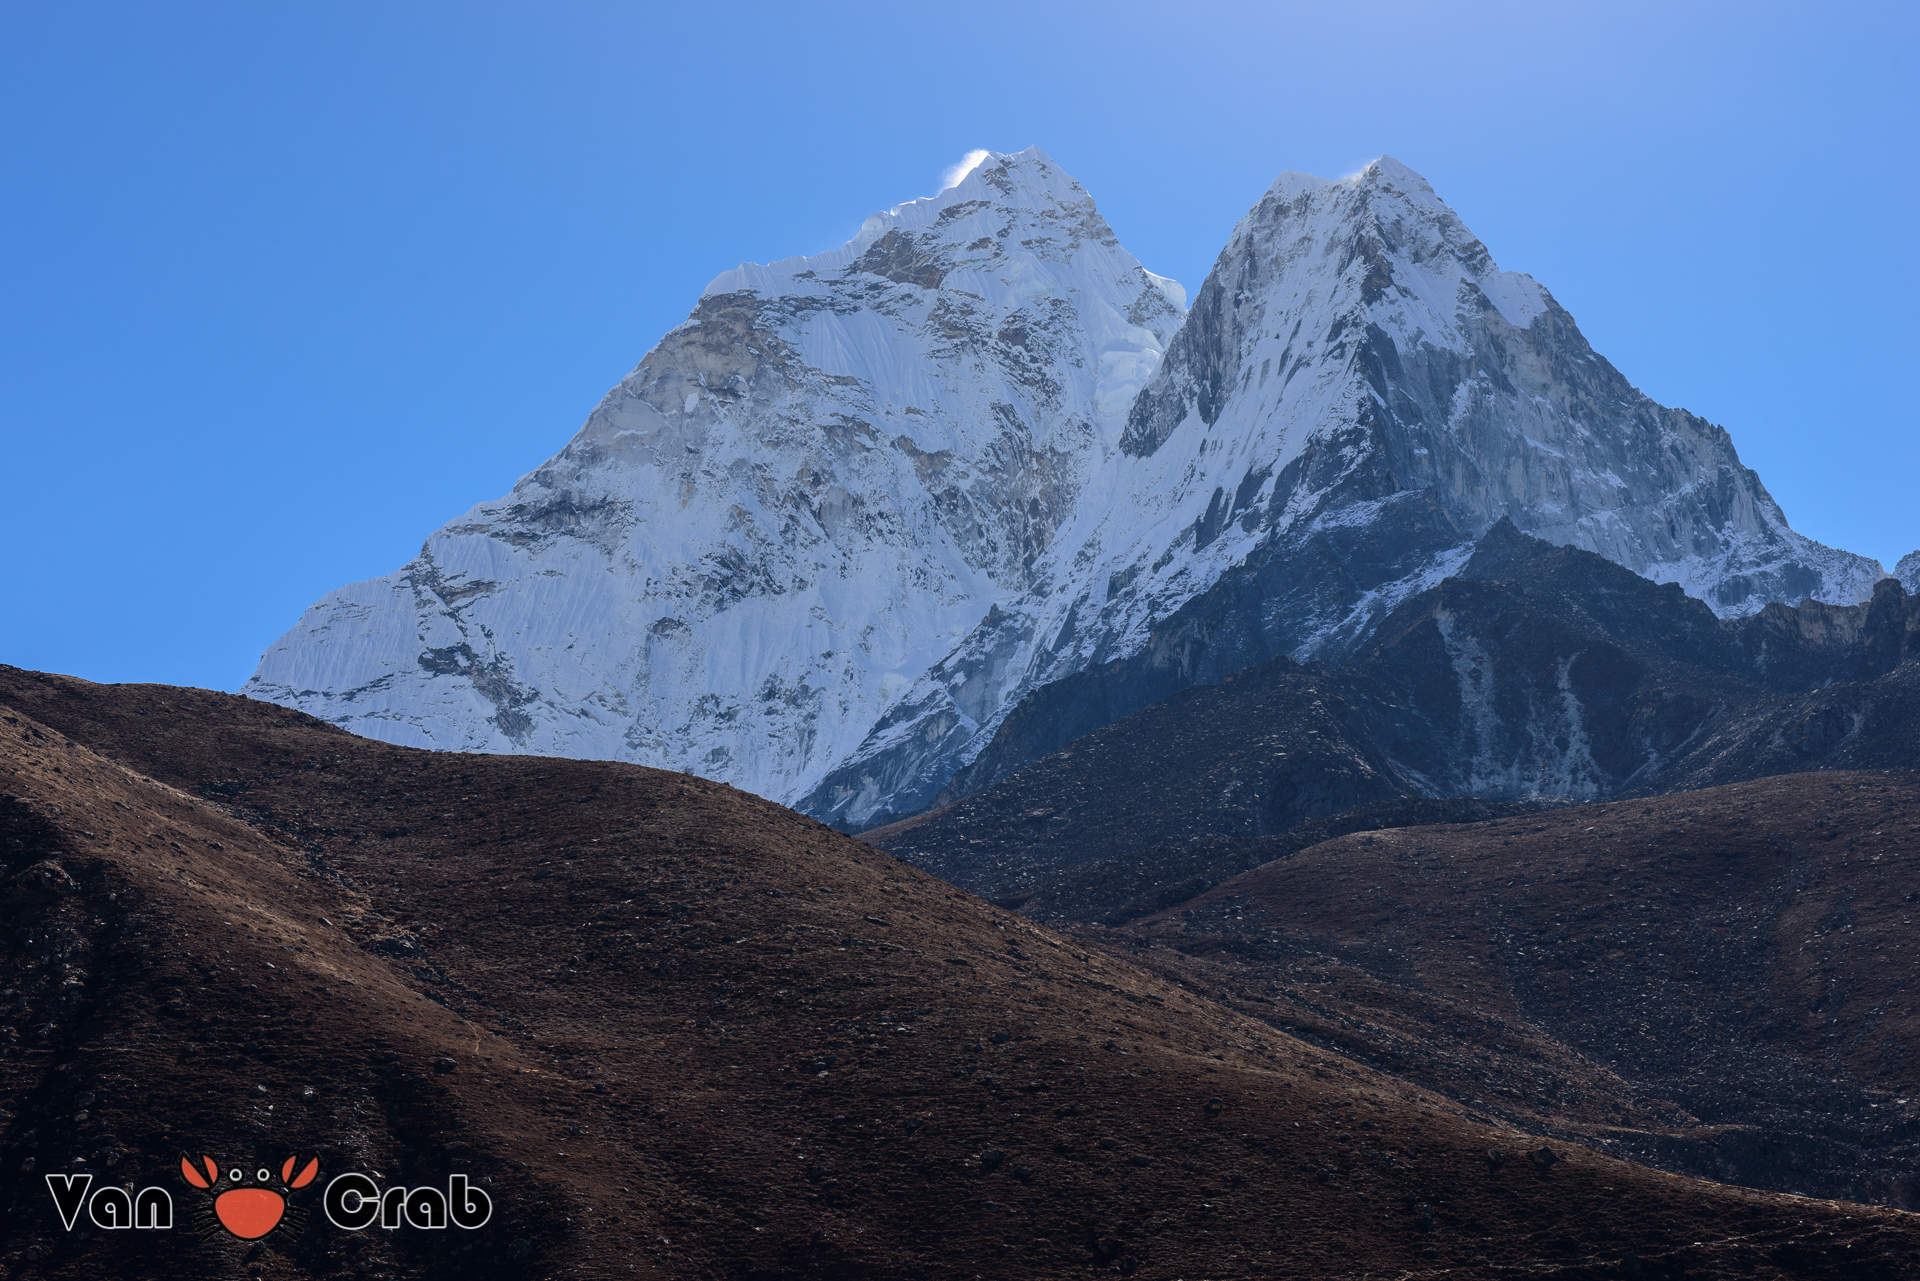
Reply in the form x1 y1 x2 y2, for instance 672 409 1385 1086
245 149 1185 803
800 158 1887 826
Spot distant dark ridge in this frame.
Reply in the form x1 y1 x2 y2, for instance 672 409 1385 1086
869 521 1920 922
953 797 1555 925
948 517 1920 814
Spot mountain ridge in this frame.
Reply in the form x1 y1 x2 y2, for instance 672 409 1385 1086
1102 769 1920 1208
863 521 1920 917
804 158 1887 826
7 667 1920 1277
243 152 1890 832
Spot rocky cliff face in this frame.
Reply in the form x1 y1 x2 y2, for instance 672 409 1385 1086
245 149 1183 805
865 522 1920 915
804 158 1885 827
1354 523 1920 802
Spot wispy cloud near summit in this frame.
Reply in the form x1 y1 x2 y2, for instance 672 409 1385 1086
937 149 992 192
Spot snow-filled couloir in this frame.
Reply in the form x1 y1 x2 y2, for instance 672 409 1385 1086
245 148 1186 803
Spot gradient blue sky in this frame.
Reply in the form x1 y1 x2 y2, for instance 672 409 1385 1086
4 1 1915 692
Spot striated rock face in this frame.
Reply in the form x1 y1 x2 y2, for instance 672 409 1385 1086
1898 550 1920 594
1354 523 1920 802
805 158 1885 827
245 149 1184 804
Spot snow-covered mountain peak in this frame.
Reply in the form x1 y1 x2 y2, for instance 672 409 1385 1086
1897 550 1920 594
695 146 1173 446
1120 154 1542 461
247 149 1887 836
1254 156 1464 232
800 155 1885 828
1352 153 1438 193
1103 155 1875 622
706 148 1128 295
247 150 1184 809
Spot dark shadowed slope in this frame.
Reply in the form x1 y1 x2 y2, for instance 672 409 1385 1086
869 523 1920 921
5 668 1918 1279
1348 521 1920 800
865 655 1405 888
1091 771 1920 1208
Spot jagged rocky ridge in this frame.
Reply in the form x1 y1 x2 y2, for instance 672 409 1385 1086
863 520 1920 919
246 149 1184 805
807 159 1885 827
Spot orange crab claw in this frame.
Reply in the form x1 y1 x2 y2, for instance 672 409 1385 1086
284 1155 320 1188
180 1154 217 1189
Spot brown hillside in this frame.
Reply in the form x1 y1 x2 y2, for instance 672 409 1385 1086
1103 771 1920 1206
2 666 1917 1279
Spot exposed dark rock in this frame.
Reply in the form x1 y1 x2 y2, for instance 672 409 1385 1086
865 523 1919 924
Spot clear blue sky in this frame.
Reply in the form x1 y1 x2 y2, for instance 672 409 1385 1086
4 1 1915 692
